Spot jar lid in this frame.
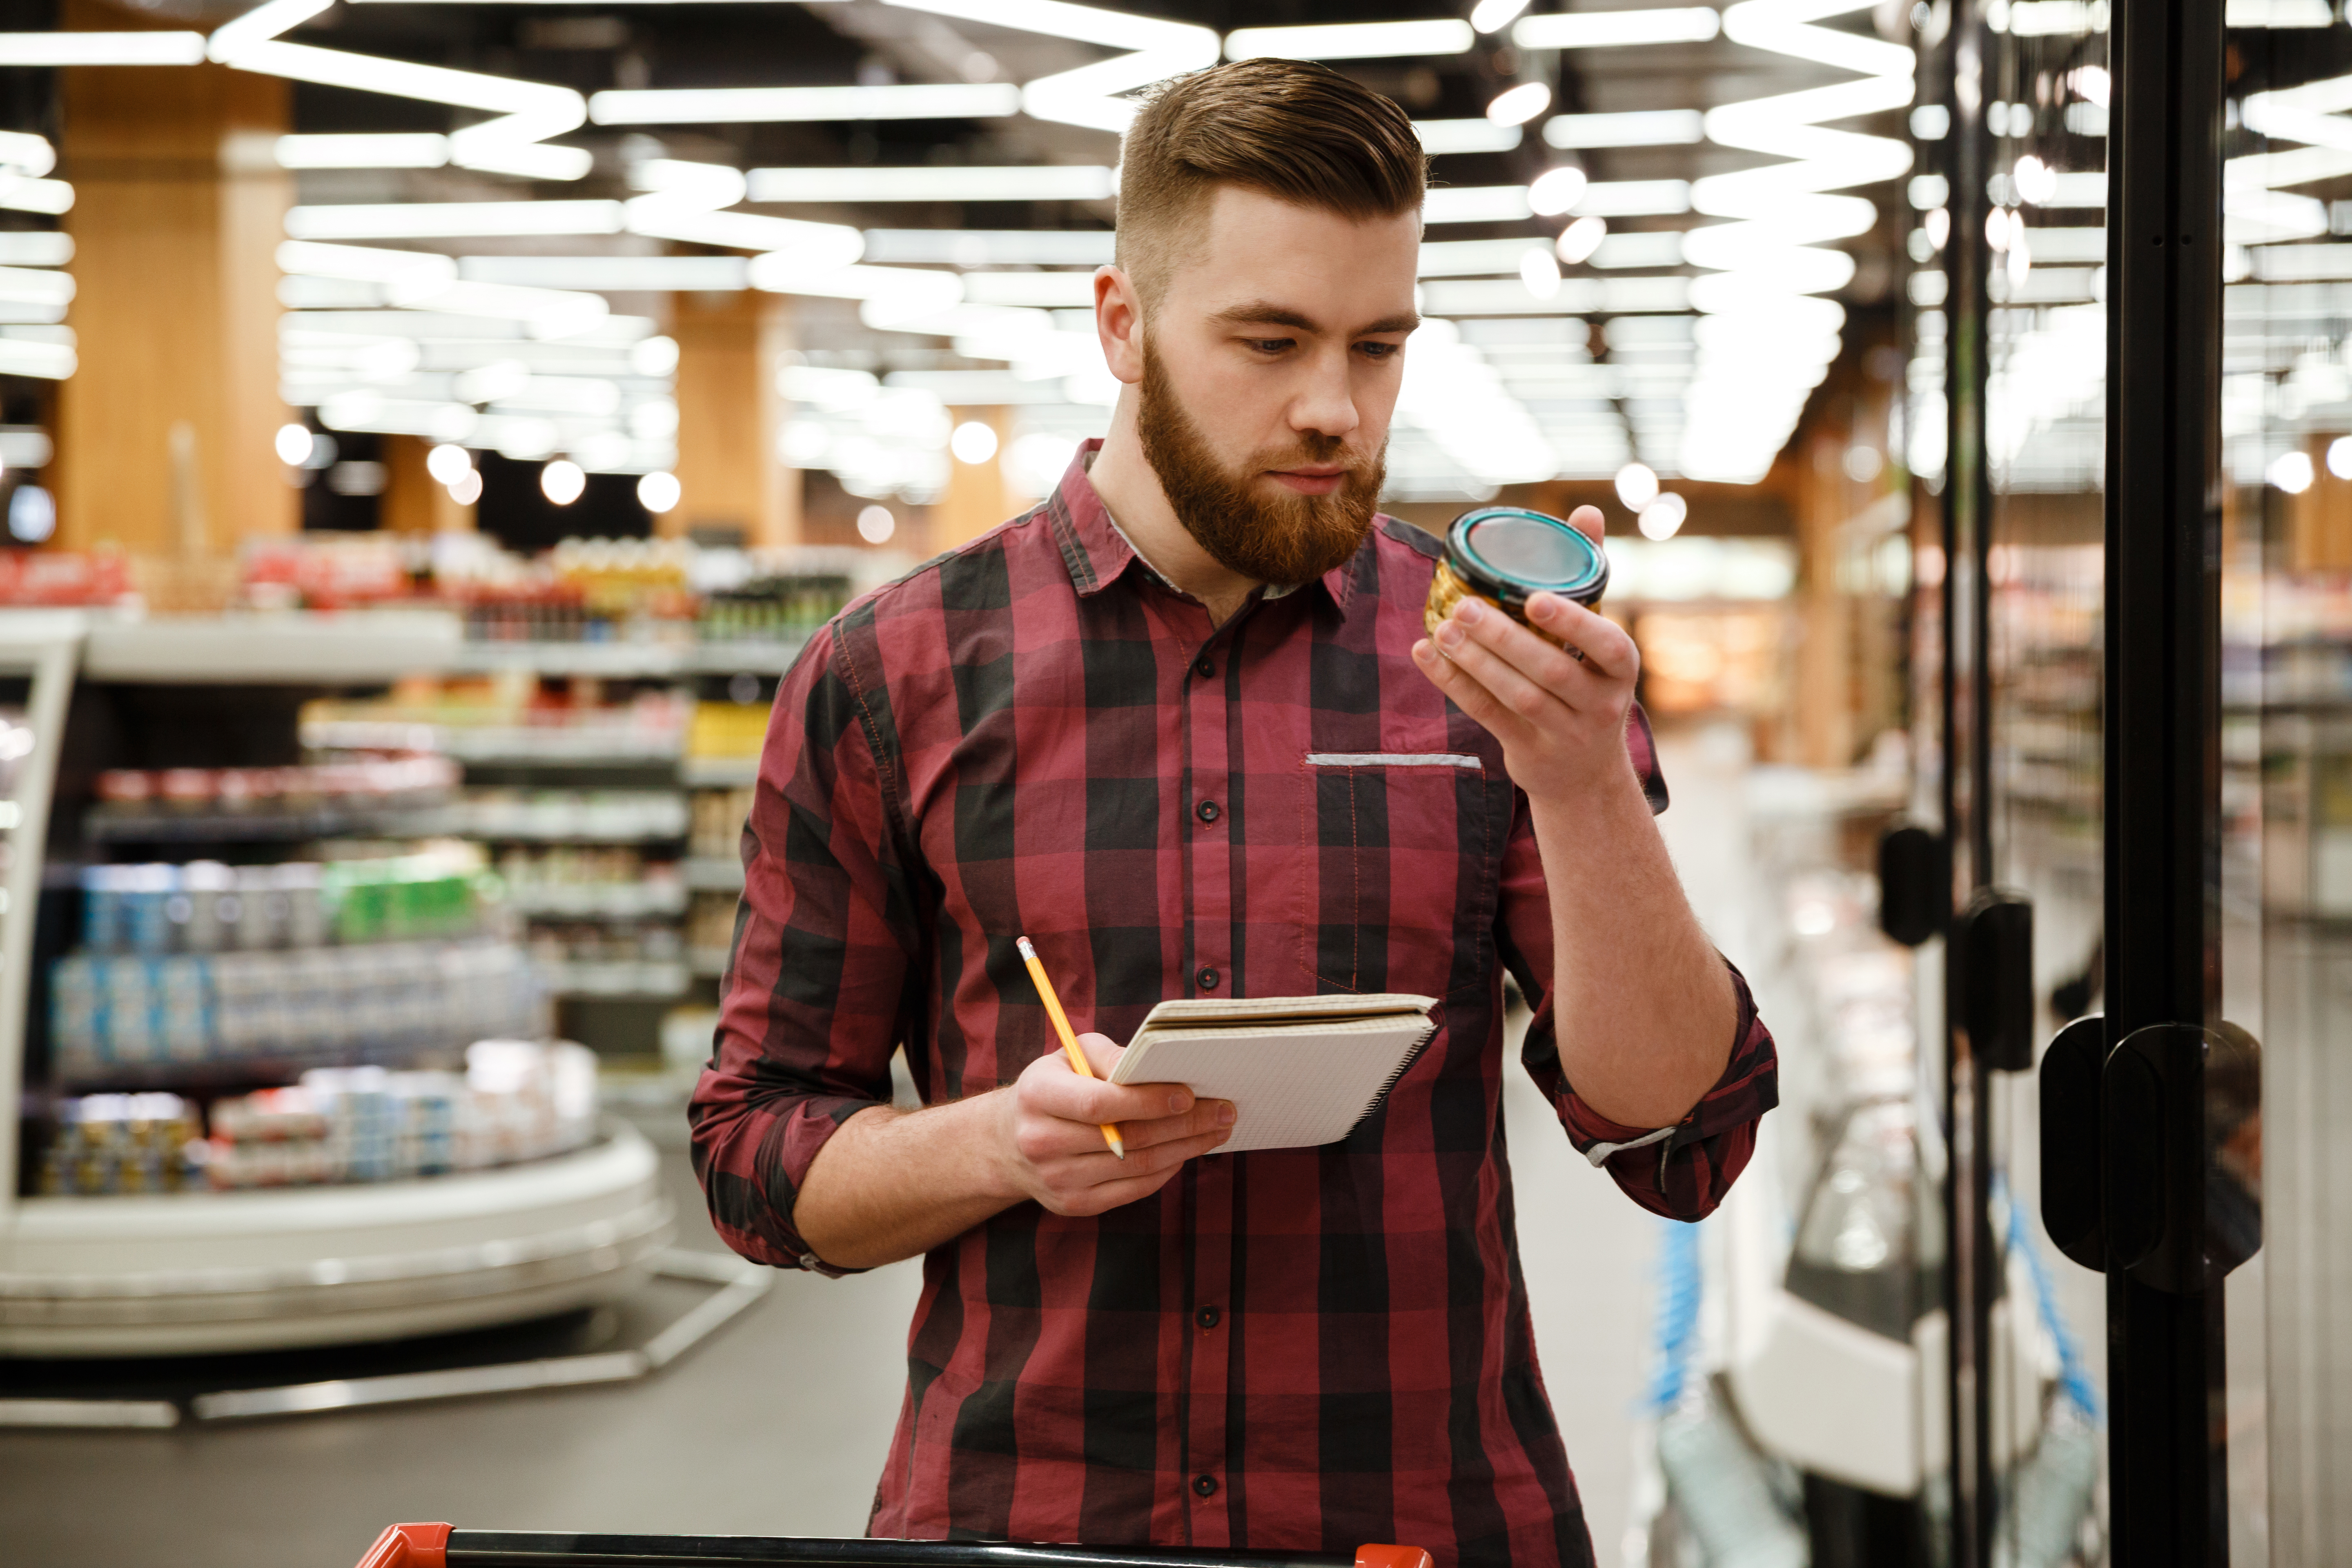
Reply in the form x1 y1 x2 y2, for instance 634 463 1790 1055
1445 507 1608 609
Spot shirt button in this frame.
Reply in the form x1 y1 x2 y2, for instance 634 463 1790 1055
1196 1305 1221 1329
1194 656 1214 679
1197 967 1219 991
1193 1474 1219 1498
1196 799 1220 824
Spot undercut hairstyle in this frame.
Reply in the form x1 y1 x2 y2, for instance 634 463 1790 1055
1115 59 1428 308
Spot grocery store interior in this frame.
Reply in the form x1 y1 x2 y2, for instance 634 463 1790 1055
0 0 2343 1566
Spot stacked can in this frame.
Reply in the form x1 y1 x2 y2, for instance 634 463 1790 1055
39 1093 202 1196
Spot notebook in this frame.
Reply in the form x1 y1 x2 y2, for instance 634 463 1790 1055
1108 992 1439 1152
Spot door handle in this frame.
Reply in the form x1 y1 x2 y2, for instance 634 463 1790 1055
1957 888 2034 1071
1875 824 1948 947
2042 1017 2263 1288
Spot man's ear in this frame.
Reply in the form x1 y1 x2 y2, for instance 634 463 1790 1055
1094 265 1145 386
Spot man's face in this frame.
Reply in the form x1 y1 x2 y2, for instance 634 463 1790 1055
1125 185 1421 585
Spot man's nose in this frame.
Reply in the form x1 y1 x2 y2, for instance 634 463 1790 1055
1289 348 1362 441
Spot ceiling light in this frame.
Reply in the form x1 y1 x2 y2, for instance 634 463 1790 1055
861 228 1115 266
2013 153 2059 204
746 165 1114 203
1226 19 1475 59
637 471 682 513
1556 216 1609 265
1419 238 1553 276
2270 450 2316 493
450 468 483 506
1615 462 1660 510
747 259 965 318
1519 247 1563 301
1577 180 1693 216
1528 166 1590 217
1719 0 1913 76
1414 119 1525 156
0 232 67 267
274 424 314 466
960 273 1098 308
1471 0 1536 32
425 443 473 485
275 134 450 169
856 504 897 544
541 459 586 506
951 421 1000 464
1544 110 1705 148
1512 8 1722 48
1637 493 1688 539
285 202 627 241
631 337 682 376
886 0 1203 50
1424 186 1536 224
589 83 1021 125
0 268 73 308
1488 82 1554 128
0 31 206 65
277 240 457 290
459 256 750 292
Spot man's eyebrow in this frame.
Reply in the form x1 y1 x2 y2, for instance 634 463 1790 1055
1209 302 1424 336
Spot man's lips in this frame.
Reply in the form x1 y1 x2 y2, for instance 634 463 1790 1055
1265 466 1348 495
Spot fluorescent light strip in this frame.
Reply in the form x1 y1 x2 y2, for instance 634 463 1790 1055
1424 186 1535 224
1420 238 1555 277
0 180 72 216
1512 8 1721 48
0 232 69 266
277 240 457 286
589 83 1021 125
1577 180 1694 217
285 202 628 240
275 133 451 169
861 228 1116 265
459 256 752 291
1421 276 1693 314
960 272 1098 308
1225 19 1475 60
883 0 1209 53
0 267 74 307
1415 119 1524 156
1544 110 1705 148
0 32 206 65
0 339 74 379
1591 231 1691 268
746 165 1114 203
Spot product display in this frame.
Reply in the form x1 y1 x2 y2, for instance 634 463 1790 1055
37 1093 203 1195
500 846 686 918
78 851 489 956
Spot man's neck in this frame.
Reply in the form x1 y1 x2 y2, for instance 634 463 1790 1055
1087 394 1263 626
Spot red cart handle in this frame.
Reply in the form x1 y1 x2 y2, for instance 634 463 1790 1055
356 1523 452 1568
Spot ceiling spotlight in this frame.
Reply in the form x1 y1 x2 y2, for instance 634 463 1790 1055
273 423 313 466
1555 215 1608 265
2269 450 2315 495
1470 0 1535 31
1519 246 1562 301
857 504 897 544
425 442 472 486
1924 207 1951 249
1637 493 1687 540
450 468 484 507
951 420 1000 465
1615 461 1659 512
1487 82 1553 128
638 471 682 513
2012 153 2058 205
8 485 54 544
1528 165 1588 218
2329 436 2352 479
541 458 586 506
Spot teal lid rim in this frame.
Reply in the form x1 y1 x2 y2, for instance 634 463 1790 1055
1446 507 1608 603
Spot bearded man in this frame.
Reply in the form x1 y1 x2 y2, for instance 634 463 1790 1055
692 59 1777 1568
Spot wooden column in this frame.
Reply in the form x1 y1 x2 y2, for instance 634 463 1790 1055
53 4 294 553
672 291 797 546
933 405 1012 550
1793 430 1858 770
380 435 475 534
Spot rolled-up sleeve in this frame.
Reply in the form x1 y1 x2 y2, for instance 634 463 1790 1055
1495 722 1779 1221
688 624 924 1274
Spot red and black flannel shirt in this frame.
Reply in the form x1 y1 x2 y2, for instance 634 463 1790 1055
693 443 1777 1568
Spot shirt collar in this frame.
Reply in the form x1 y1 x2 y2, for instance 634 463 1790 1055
1043 438 1365 620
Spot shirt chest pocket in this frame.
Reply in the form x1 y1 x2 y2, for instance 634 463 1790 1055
1294 751 1510 1000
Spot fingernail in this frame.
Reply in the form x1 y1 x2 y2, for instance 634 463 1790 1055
1218 1103 1236 1125
1436 619 1465 649
1527 592 1558 620
1170 1093 1190 1114
1454 598 1485 626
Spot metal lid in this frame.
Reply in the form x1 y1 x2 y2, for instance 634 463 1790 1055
1445 507 1608 608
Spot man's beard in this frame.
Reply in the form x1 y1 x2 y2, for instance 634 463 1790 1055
1134 343 1384 587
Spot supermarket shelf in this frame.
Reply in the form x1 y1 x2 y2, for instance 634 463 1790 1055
304 720 684 767
510 883 688 920
84 803 453 844
0 1122 668 1356
84 612 464 686
452 640 695 679
689 637 811 675
680 755 760 788
688 947 730 978
681 856 745 892
539 960 690 1000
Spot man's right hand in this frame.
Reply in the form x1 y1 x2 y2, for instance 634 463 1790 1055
993 1033 1236 1216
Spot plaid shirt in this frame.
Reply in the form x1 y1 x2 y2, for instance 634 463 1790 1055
693 444 1778 1568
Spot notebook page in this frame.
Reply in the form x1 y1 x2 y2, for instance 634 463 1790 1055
1111 1016 1435 1152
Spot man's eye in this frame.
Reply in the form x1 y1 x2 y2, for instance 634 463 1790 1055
1248 338 1294 354
1358 342 1401 360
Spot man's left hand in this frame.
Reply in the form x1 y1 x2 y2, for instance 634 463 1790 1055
1409 505 1640 808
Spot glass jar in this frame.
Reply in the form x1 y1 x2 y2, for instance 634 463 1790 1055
1423 506 1609 649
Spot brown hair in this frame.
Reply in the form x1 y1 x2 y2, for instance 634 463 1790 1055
1116 59 1428 306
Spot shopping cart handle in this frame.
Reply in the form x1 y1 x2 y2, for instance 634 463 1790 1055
350 1528 1434 1568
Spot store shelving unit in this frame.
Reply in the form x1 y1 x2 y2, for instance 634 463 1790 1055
0 612 677 1357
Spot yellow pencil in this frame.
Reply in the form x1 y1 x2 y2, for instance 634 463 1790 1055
1016 935 1126 1160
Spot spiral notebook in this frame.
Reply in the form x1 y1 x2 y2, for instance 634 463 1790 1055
1108 992 1439 1152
